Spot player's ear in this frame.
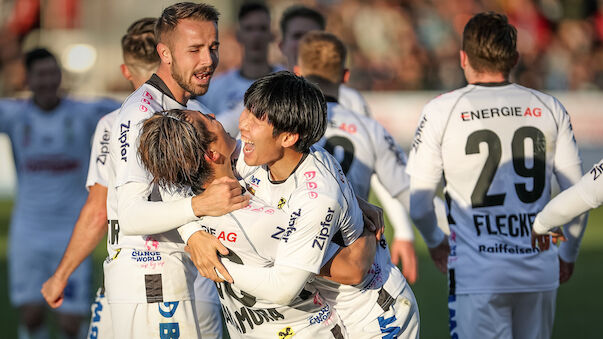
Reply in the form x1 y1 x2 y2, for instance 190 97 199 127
459 50 467 70
235 28 243 43
120 64 133 82
280 132 299 149
342 68 350 84
157 42 172 64
293 65 301 76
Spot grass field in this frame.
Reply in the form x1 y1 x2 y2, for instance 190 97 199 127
0 198 601 338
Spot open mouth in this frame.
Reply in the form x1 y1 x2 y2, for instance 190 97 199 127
241 138 255 155
194 71 211 83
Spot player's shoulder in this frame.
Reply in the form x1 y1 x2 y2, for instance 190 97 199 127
96 109 119 130
0 98 28 115
294 147 348 200
119 84 159 117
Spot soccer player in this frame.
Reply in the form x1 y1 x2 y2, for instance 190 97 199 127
200 2 283 120
295 31 451 284
137 109 347 338
532 158 600 250
190 71 419 338
278 4 428 268
0 48 118 339
105 3 247 337
406 12 586 339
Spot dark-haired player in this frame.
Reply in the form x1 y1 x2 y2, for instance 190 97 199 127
0 47 118 338
407 12 586 338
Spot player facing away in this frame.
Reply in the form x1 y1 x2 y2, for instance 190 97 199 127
0 48 119 339
188 71 419 338
406 12 586 339
295 31 451 284
532 158 601 250
137 109 348 338
199 2 283 132
106 3 247 338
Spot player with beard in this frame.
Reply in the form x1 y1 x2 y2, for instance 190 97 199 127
199 2 284 136
105 3 247 337
0 48 118 339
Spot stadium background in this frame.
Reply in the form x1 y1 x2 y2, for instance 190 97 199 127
0 0 601 337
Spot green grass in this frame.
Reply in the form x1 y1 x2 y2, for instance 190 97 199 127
0 198 602 338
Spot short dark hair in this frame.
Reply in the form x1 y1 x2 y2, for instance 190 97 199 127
299 31 346 83
279 5 325 37
121 18 159 69
238 2 270 21
24 48 57 72
138 110 216 194
462 12 518 76
244 71 326 153
155 2 220 43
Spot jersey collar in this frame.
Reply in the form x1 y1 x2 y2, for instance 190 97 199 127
267 152 310 184
470 81 511 87
146 74 187 106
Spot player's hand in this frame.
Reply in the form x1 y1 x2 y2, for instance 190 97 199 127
185 231 232 283
549 227 567 245
358 198 385 241
531 230 551 251
559 257 574 284
41 275 67 308
390 239 418 284
191 177 250 217
428 238 449 275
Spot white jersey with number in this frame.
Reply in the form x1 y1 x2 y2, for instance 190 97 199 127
317 101 409 200
105 76 204 304
200 66 284 114
236 145 411 334
406 83 582 294
339 85 371 117
576 159 603 208
173 188 344 338
0 97 117 243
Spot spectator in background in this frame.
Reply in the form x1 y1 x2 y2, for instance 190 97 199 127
0 48 118 339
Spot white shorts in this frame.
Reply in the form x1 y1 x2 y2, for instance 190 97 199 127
195 300 222 339
88 287 113 339
347 284 420 339
448 290 556 339
110 300 201 339
8 234 92 313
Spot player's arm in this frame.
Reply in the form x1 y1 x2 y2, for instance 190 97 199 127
41 184 107 308
533 182 592 236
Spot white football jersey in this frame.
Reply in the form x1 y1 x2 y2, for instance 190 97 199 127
200 66 284 114
0 97 116 243
407 83 582 294
86 110 117 189
180 193 343 338
105 75 198 303
576 158 603 208
236 145 364 273
339 85 371 117
316 101 409 200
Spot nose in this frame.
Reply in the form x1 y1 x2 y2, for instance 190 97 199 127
238 110 249 131
199 48 214 68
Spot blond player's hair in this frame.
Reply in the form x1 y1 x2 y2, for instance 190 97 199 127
298 31 346 83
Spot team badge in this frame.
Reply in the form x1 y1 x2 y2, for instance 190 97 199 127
277 197 286 209
278 326 295 338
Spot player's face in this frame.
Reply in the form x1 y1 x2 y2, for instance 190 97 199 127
239 108 283 166
189 110 236 158
280 17 322 71
27 57 61 102
169 19 219 97
238 10 272 62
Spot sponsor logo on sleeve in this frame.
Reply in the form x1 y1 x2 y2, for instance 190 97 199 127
96 128 110 165
312 207 334 250
282 209 301 243
591 162 603 181
411 116 427 151
119 120 131 162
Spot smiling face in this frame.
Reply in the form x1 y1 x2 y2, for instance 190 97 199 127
238 107 287 166
167 19 219 96
188 110 237 159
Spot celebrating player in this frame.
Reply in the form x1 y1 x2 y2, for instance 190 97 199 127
105 3 246 337
138 109 349 338
532 158 601 253
406 12 587 339
0 48 118 339
200 1 283 132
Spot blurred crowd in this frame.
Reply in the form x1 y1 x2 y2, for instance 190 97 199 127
2 0 603 93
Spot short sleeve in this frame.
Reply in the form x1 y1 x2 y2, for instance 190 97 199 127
274 195 342 274
406 101 445 183
85 112 114 188
369 118 410 197
552 99 581 172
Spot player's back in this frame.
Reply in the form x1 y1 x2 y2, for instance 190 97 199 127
408 83 582 294
318 101 409 200
338 85 371 117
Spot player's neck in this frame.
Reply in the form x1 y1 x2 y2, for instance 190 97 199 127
465 70 508 84
156 66 189 105
240 58 272 80
33 95 60 112
267 149 304 182
304 75 339 100
206 163 237 188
